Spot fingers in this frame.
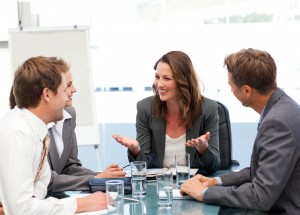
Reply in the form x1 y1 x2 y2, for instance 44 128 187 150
204 132 210 140
185 138 197 146
97 167 126 178
111 170 126 177
180 187 187 196
107 163 119 168
112 135 122 143
112 134 121 139
194 174 204 181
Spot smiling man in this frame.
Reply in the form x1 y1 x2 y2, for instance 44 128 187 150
0 56 107 214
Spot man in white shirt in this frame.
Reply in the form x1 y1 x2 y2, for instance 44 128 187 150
0 56 107 214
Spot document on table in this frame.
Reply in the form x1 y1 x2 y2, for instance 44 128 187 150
125 168 198 179
172 189 193 200
146 168 198 178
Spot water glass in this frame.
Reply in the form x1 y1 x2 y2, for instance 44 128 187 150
156 168 173 207
129 196 147 215
157 206 173 215
106 180 124 214
131 161 147 196
175 153 190 188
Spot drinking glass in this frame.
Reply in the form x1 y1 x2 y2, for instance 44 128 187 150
175 153 190 188
156 168 173 207
131 161 147 196
106 180 124 214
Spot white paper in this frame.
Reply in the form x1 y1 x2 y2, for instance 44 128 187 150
172 189 193 200
146 168 198 177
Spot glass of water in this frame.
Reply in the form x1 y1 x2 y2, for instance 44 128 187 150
156 168 173 207
131 161 147 197
175 153 190 188
106 180 124 214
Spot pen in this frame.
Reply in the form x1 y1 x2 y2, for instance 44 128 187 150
122 163 131 169
123 197 140 202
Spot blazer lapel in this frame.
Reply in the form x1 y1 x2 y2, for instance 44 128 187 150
48 129 60 171
152 117 166 167
60 118 72 168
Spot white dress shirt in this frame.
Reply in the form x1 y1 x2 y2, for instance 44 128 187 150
0 108 77 215
47 110 72 157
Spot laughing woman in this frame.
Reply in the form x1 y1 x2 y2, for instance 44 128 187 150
113 51 221 175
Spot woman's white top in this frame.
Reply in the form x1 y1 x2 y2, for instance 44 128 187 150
163 133 186 168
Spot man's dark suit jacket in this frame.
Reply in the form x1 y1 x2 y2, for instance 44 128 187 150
204 88 300 214
47 106 97 193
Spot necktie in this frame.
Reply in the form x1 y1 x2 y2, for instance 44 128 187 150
34 134 50 183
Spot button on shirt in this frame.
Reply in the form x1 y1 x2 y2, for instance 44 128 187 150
0 108 77 214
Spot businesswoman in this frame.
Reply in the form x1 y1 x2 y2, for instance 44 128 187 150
113 51 221 175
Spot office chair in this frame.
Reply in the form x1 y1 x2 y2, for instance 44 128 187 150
217 101 240 170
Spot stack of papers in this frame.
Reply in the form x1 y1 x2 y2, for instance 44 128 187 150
172 189 193 200
125 168 198 178
146 168 198 178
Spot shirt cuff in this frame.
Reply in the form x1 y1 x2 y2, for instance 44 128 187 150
201 188 208 198
214 177 222 186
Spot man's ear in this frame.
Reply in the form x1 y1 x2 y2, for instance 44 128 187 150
242 85 253 98
41 88 50 102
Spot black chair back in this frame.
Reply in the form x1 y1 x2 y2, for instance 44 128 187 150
217 101 239 170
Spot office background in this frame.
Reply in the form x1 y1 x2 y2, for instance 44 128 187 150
0 0 300 171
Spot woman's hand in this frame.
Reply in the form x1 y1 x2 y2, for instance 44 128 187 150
112 134 140 156
185 132 210 155
95 164 126 178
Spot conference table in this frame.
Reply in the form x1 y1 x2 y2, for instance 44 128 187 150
123 181 218 215
64 170 264 215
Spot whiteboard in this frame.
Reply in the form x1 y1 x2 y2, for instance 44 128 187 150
8 26 100 149
9 26 96 126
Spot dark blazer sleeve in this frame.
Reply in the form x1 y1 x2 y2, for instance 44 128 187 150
128 97 153 163
220 167 251 186
189 98 221 174
48 106 98 192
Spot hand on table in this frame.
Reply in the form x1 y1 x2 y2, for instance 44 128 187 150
180 174 217 201
76 192 107 213
95 164 126 178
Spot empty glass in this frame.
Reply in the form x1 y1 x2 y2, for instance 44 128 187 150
106 180 124 214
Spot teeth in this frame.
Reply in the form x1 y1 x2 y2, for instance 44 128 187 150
159 90 167 93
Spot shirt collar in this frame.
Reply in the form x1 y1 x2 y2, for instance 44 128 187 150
47 109 72 129
21 108 48 141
